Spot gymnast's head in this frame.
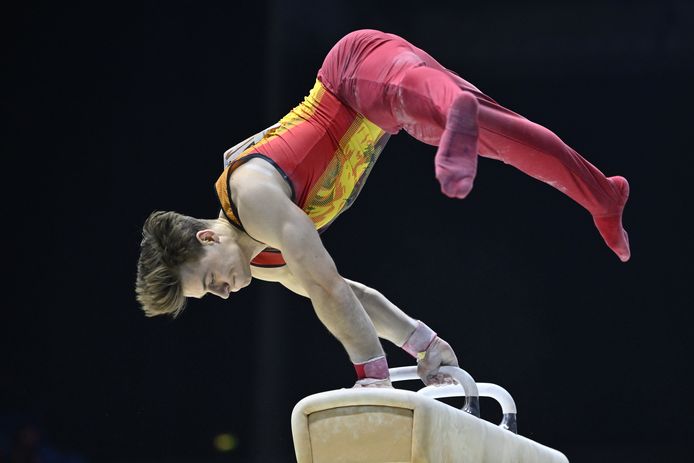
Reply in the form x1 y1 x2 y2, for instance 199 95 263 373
135 210 252 318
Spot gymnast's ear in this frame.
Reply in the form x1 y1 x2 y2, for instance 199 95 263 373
195 229 220 245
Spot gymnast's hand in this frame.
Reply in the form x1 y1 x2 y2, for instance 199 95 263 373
352 378 393 388
417 337 459 385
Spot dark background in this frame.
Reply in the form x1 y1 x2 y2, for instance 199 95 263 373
3 1 693 462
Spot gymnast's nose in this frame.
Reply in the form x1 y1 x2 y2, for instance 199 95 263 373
210 281 231 299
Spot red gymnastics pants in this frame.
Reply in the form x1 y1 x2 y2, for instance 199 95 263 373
317 29 630 262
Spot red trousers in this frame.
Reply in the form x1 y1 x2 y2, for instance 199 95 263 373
317 29 625 219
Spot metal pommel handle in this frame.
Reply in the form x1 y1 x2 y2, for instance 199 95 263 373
418 382 518 433
388 366 481 418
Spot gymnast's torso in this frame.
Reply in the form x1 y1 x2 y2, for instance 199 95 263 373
215 79 391 268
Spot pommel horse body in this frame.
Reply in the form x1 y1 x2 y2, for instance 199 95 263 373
291 366 569 463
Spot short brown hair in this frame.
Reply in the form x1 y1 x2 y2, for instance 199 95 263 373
135 210 210 318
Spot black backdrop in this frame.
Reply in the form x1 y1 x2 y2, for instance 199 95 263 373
3 1 693 462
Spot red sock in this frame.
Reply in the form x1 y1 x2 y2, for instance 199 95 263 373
434 93 479 199
593 176 631 262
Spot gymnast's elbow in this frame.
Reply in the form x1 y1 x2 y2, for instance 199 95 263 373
304 274 352 306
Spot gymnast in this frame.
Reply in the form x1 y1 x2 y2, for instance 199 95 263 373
135 29 631 388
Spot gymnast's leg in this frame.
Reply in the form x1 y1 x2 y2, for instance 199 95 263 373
473 96 631 262
393 66 481 199
394 64 631 261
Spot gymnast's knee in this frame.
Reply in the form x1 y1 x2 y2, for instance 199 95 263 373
397 66 473 128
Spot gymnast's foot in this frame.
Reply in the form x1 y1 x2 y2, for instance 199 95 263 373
593 175 631 262
434 92 479 199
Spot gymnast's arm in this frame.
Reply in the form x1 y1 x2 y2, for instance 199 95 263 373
254 266 460 384
236 184 385 367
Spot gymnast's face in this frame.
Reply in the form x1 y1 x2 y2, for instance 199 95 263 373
179 229 252 299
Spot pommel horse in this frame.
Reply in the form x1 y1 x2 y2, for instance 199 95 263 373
291 366 569 463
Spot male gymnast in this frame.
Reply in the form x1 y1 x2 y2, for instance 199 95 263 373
136 29 630 388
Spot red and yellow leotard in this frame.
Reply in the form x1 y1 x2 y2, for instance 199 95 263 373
215 79 391 267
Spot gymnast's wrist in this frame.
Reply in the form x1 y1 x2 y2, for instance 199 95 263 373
354 355 389 380
401 320 437 360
